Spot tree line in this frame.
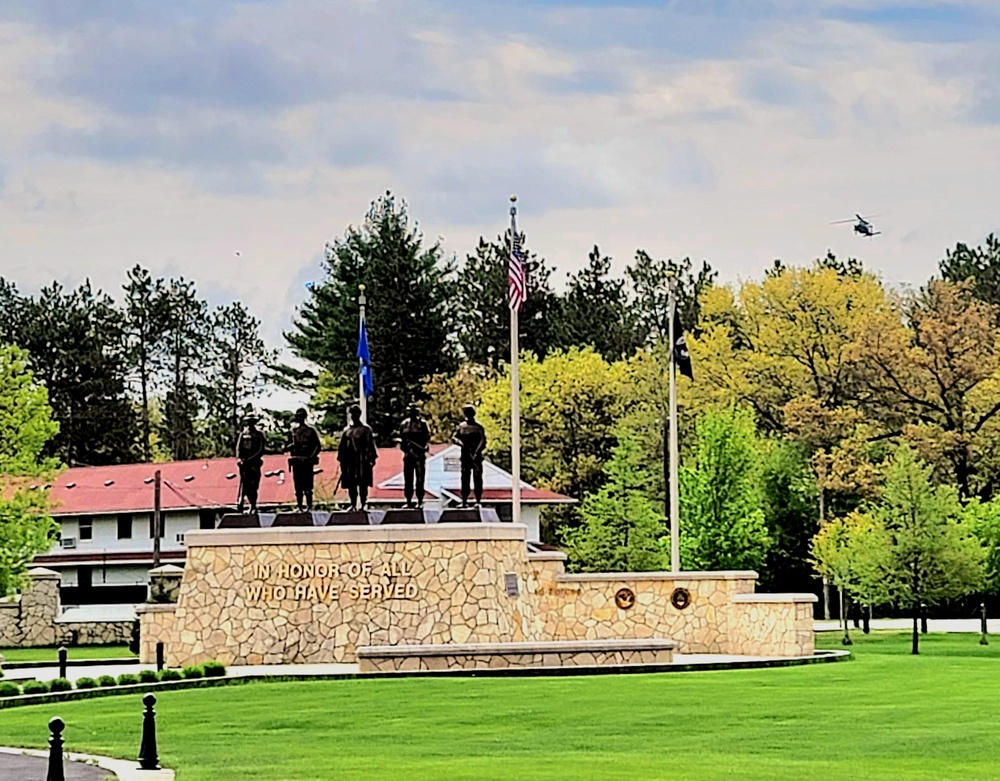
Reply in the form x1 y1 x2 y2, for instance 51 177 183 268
0 268 273 465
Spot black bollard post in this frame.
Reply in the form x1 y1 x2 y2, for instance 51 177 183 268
156 642 165 672
58 646 67 680
46 717 65 781
138 694 160 770
980 602 989 646
920 602 928 634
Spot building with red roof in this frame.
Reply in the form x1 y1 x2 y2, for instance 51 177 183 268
33 445 572 604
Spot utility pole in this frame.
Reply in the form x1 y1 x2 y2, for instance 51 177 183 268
153 470 162 568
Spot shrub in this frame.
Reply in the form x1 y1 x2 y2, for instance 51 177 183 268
116 673 139 686
49 678 72 693
98 675 117 688
0 682 21 698
202 660 226 678
139 669 159 683
181 665 204 680
22 680 49 695
75 677 97 690
158 669 182 681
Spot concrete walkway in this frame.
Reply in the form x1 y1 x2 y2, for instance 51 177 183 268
0 747 174 780
815 618 1000 633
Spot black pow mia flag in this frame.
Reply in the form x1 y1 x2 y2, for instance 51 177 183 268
673 308 694 380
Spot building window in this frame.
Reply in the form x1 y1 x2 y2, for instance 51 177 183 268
79 517 93 541
117 514 133 539
199 509 217 530
148 513 164 538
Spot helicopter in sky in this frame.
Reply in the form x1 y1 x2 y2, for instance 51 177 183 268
831 214 881 238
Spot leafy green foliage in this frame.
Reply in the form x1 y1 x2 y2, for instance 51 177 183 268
758 439 817 592
814 445 985 652
139 669 160 683
21 679 48 695
0 681 20 697
116 673 140 685
159 668 182 681
203 659 226 677
98 675 117 687
182 664 204 679
49 677 72 692
75 677 97 689
0 344 58 597
564 436 668 572
679 408 771 571
0 280 138 465
940 233 1000 318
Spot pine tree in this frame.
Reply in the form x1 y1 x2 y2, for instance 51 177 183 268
122 265 170 462
453 234 559 369
553 246 641 361
159 278 209 461
564 436 668 572
285 192 456 441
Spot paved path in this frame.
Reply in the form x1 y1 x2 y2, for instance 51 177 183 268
0 750 116 780
815 618 1000 633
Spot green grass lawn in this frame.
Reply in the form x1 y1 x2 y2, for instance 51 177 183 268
0 644 133 663
1 632 998 781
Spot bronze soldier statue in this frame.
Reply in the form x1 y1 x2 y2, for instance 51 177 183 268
235 413 266 513
452 404 486 507
284 407 322 512
338 404 378 511
397 403 430 508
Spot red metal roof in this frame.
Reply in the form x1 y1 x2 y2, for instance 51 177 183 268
44 446 571 516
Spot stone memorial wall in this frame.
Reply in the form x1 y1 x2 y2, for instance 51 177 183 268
140 524 816 668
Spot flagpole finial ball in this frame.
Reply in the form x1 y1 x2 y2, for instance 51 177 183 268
510 194 517 203
359 284 366 292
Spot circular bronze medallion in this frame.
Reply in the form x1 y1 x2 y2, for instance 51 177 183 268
671 587 691 610
614 587 636 610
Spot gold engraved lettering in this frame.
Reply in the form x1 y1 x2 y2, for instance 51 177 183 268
302 563 314 578
273 585 286 600
252 564 270 579
289 563 303 579
246 584 262 601
294 583 308 600
405 582 418 598
348 582 359 599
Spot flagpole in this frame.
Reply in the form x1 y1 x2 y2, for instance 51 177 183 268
667 273 680 573
358 284 368 425
509 195 522 527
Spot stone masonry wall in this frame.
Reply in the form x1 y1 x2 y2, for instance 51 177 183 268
528 554 814 657
0 568 134 648
166 525 542 667
148 525 816 667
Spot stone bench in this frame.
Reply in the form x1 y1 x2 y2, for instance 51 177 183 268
356 638 675 673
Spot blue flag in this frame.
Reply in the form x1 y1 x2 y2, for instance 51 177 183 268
357 315 374 398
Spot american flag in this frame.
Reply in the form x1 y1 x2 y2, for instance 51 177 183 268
508 231 526 311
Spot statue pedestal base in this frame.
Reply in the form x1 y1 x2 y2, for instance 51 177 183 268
218 513 261 529
327 510 370 526
380 509 425 525
272 512 315 527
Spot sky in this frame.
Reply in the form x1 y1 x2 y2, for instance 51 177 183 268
2 0 999 363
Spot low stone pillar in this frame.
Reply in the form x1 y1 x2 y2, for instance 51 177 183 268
21 567 61 646
148 564 185 604
136 603 178 665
